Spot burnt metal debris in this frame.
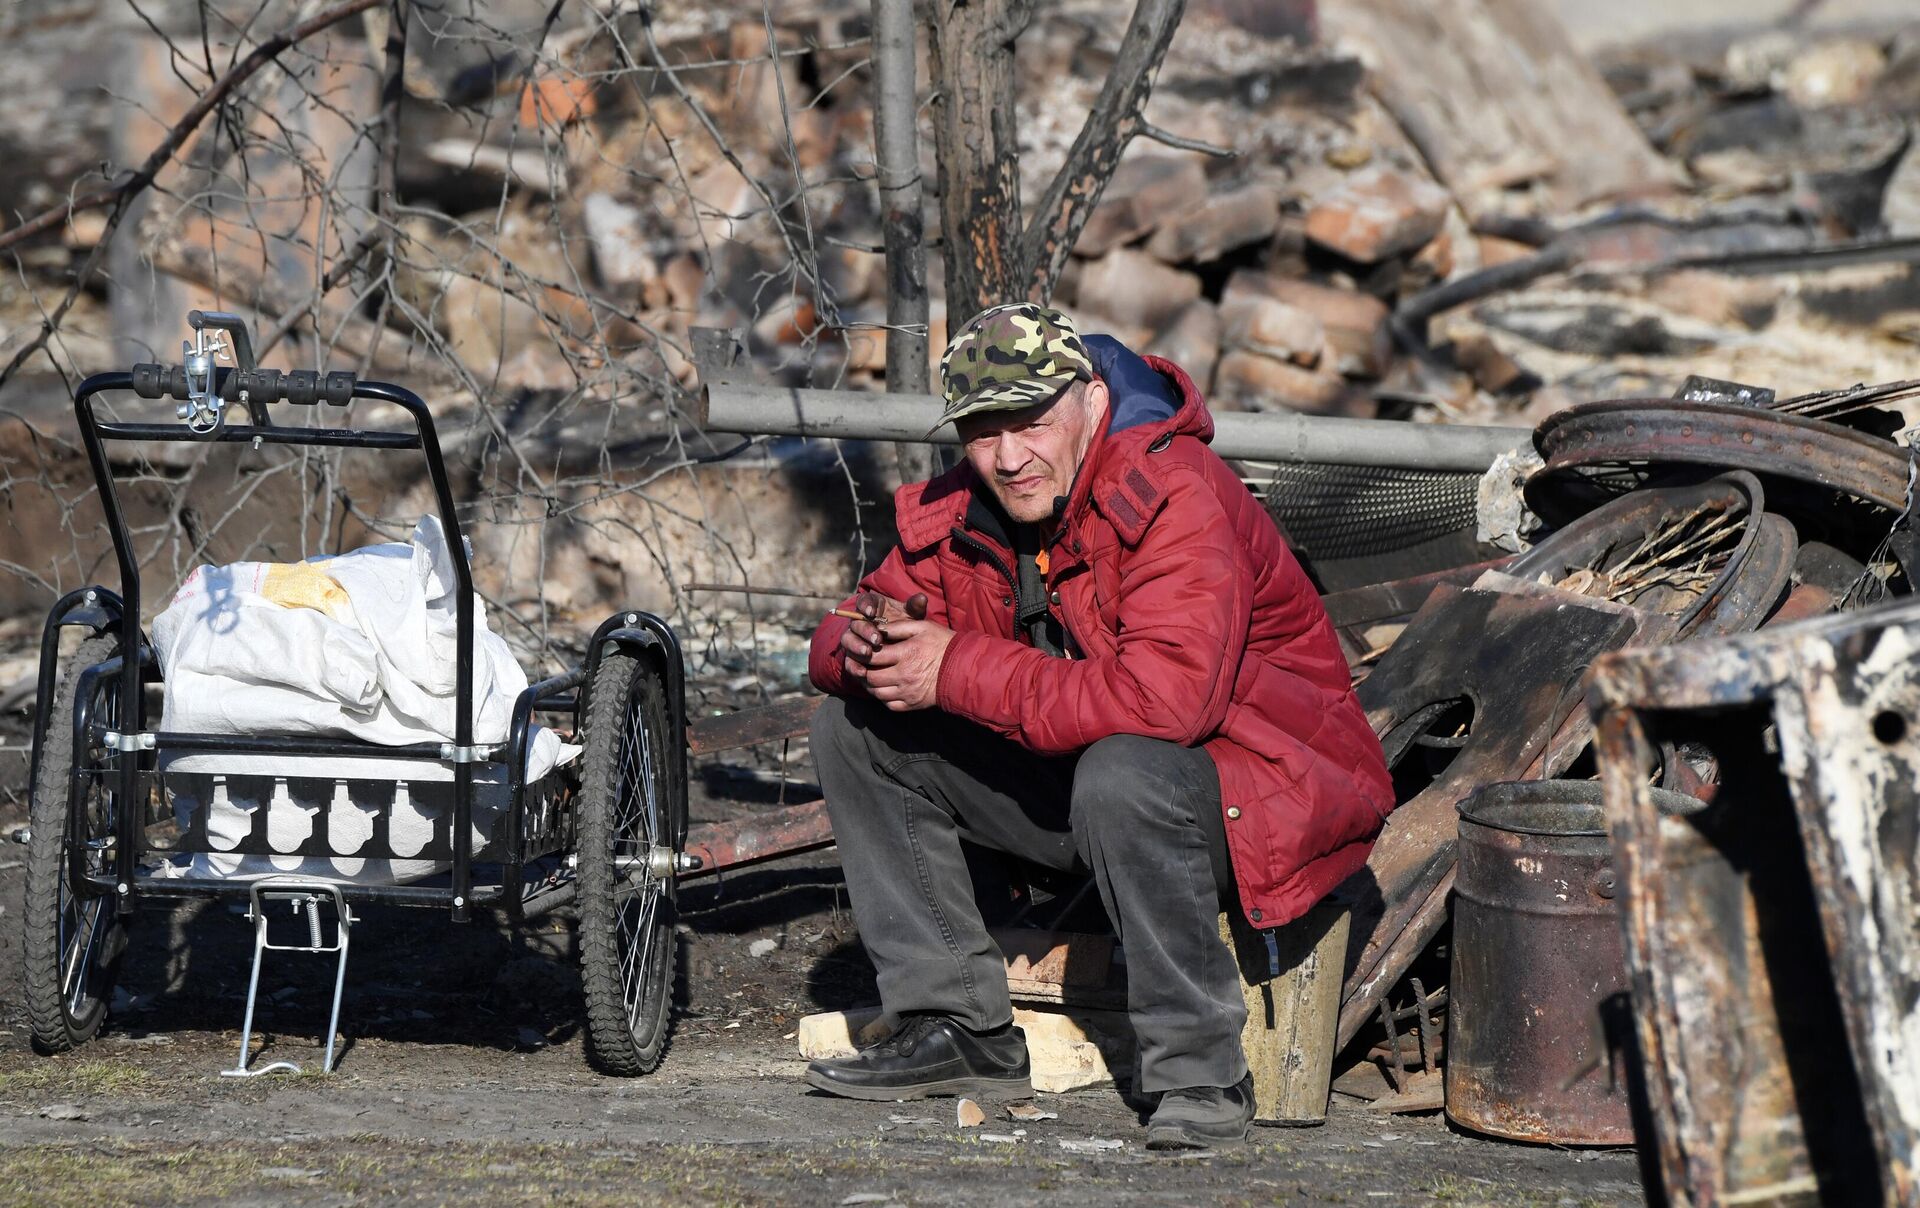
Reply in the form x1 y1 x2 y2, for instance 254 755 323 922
1446 779 1684 1146
1329 381 1920 1167
1342 578 1650 1046
1529 397 1914 521
1590 598 1920 1206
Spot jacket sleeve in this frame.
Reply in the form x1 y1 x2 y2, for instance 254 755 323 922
808 544 950 697
934 468 1251 754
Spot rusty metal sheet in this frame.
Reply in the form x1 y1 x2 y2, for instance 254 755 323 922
1339 582 1644 1046
1591 599 1920 1206
1321 558 1514 666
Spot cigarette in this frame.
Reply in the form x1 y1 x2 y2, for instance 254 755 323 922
827 608 872 623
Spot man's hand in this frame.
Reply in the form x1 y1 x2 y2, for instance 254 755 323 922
861 619 954 711
837 591 927 667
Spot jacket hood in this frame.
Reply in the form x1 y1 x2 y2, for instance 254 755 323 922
894 339 1215 553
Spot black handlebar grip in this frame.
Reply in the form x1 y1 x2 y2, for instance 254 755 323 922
284 369 319 406
323 371 355 406
129 361 355 406
228 367 281 402
131 363 167 399
133 362 198 400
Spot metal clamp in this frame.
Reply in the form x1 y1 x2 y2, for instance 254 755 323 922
100 730 156 753
178 325 229 437
437 743 502 764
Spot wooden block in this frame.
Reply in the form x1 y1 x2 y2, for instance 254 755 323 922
1219 902 1351 1125
795 1005 1137 1094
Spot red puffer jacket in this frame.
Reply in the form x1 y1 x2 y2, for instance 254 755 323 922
810 356 1393 928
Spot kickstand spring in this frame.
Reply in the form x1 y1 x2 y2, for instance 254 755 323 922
221 878 353 1078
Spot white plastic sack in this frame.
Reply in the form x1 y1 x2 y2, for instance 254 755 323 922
153 515 566 777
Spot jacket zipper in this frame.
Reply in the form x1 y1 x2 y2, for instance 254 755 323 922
950 525 1019 613
952 524 1082 655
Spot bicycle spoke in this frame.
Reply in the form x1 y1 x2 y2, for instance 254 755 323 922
624 891 660 1033
65 898 105 1016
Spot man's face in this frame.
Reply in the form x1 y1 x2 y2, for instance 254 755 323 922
955 378 1109 524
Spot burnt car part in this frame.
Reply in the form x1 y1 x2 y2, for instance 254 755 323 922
1339 581 1651 1047
1340 474 1798 1047
1529 398 1913 525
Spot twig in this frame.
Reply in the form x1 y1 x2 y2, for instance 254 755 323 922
1137 120 1236 158
255 227 384 358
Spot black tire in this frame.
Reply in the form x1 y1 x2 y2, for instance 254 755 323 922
576 649 682 1075
23 634 129 1053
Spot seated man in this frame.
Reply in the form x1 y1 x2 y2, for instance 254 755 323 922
804 303 1393 1148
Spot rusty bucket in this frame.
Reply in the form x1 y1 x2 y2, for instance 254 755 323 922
1446 779 1684 1145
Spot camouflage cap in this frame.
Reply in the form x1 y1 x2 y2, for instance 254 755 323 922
936 302 1093 428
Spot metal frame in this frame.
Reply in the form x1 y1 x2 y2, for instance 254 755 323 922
57 362 685 924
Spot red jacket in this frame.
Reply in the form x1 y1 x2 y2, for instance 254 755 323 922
810 356 1393 927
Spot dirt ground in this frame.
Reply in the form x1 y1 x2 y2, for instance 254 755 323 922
0 699 1644 1208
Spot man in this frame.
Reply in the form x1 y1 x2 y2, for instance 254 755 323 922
804 303 1393 1148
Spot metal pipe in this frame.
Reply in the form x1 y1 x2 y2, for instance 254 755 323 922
679 800 836 880
699 383 1531 472
869 0 929 399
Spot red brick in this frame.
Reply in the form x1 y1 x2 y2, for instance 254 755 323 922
1303 165 1451 264
1144 184 1281 264
1223 272 1392 379
1074 157 1209 257
1214 351 1374 417
1221 297 1324 367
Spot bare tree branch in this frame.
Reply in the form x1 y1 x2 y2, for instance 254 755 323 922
1016 0 1186 302
0 0 383 254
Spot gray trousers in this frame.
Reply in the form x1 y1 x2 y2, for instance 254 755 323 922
811 695 1250 1093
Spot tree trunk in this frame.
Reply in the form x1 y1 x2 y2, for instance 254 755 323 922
925 0 1030 329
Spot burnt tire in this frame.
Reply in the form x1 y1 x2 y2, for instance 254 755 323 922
23 634 129 1053
576 648 682 1075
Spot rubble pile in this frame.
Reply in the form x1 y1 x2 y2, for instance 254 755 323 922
4 1 1918 432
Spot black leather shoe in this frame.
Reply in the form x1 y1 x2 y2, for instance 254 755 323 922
1145 1073 1256 1149
805 1013 1033 1101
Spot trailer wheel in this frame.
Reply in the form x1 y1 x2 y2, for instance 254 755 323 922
23 634 129 1053
576 648 682 1075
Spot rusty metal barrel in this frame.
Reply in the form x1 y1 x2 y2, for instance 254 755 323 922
1446 779 1688 1145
